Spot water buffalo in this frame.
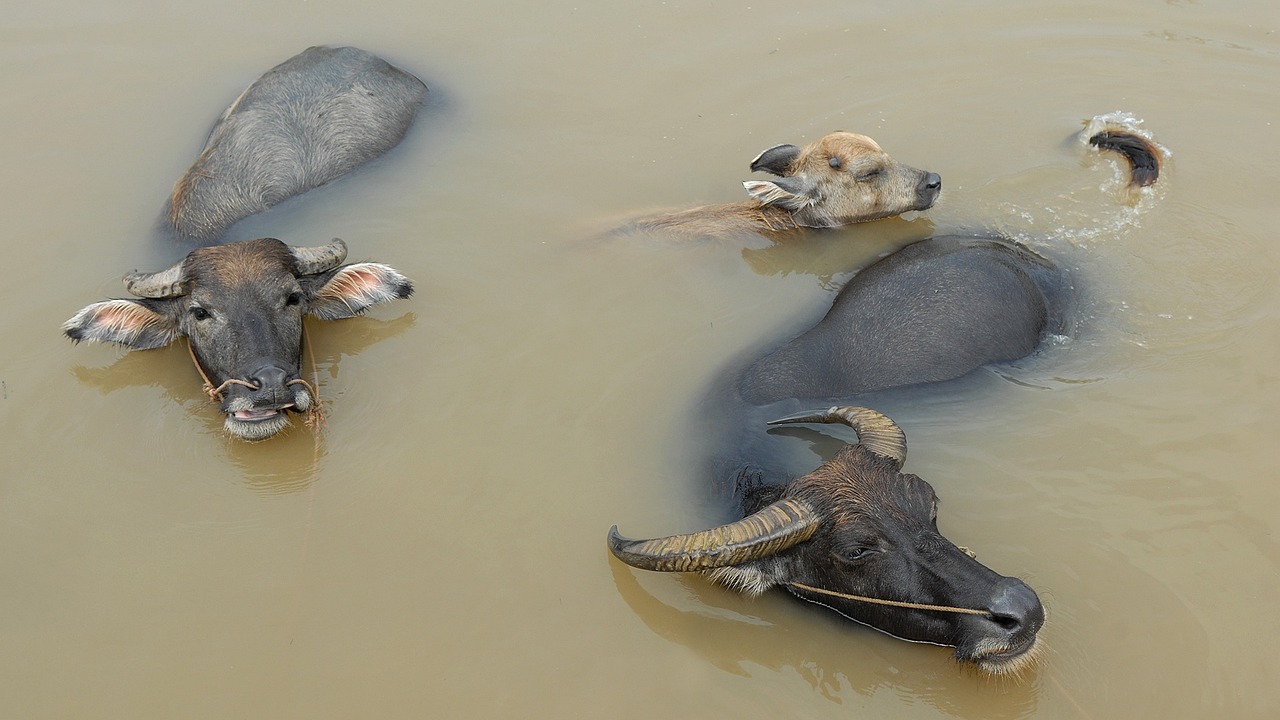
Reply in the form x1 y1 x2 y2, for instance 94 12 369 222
609 120 1163 673
610 406 1044 676
64 46 425 440
165 45 428 245
64 238 411 440
622 131 941 238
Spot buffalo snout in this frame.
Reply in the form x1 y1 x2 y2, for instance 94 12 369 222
249 364 290 394
984 576 1044 635
953 575 1045 675
916 171 942 209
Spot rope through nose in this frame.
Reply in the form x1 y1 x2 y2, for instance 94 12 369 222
186 338 259 401
185 333 324 428
788 582 991 616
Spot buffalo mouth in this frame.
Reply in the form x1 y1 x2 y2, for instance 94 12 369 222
216 375 315 440
224 406 294 441
961 634 1041 676
231 404 295 422
914 187 941 212
221 390 312 441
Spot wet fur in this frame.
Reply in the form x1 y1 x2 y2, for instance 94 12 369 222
624 132 940 238
166 46 427 244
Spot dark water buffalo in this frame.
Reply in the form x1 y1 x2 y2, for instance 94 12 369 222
623 132 941 238
611 406 1045 675
64 238 411 440
610 121 1163 673
64 46 424 440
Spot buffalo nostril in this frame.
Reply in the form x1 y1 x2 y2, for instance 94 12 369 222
986 577 1043 634
250 365 288 389
989 611 1022 631
922 172 942 190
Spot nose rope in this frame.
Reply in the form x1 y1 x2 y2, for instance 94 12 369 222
294 323 325 428
186 338 259 402
788 582 992 616
183 334 324 429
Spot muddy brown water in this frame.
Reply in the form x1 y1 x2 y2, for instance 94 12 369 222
2 1 1279 718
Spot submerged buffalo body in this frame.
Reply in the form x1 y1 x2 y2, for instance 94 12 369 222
65 46 425 439
611 122 1164 673
166 45 428 245
738 234 1068 405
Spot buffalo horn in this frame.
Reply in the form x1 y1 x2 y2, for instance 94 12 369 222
608 497 819 572
123 262 188 298
768 405 906 468
290 238 348 275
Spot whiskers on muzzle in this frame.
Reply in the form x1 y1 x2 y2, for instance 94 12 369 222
962 634 1043 680
220 380 315 441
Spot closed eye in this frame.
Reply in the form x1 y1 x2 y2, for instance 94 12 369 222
855 168 884 182
834 547 877 564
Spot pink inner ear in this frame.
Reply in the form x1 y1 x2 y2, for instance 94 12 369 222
318 264 392 304
320 263 378 299
96 301 160 333
340 267 383 294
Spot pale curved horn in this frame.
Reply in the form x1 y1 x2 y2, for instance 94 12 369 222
123 262 188 298
768 405 906 468
608 497 819 572
290 238 348 275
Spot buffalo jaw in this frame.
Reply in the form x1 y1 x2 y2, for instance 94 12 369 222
780 561 1045 677
705 533 1045 677
218 374 314 441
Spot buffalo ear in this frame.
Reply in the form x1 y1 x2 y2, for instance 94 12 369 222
303 263 414 321
62 298 183 350
743 176 816 210
750 143 801 176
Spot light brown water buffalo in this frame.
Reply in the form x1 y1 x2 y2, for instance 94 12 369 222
622 132 941 237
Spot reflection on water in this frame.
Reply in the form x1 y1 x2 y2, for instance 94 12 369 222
609 560 1043 718
68 313 415 493
738 216 937 286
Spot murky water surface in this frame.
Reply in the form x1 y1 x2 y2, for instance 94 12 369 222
2 1 1279 718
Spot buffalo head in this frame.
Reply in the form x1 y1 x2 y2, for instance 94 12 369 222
744 132 941 227
609 406 1043 675
63 237 413 440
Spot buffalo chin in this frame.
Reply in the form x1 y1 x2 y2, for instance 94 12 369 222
961 635 1041 677
224 409 293 441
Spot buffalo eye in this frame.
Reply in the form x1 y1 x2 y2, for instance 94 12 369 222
285 291 303 307
856 168 883 182
834 547 876 564
828 156 842 169
189 306 211 322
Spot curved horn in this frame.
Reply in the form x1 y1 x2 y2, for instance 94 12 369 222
608 497 819 572
768 405 906 468
123 262 188 298
290 238 348 275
